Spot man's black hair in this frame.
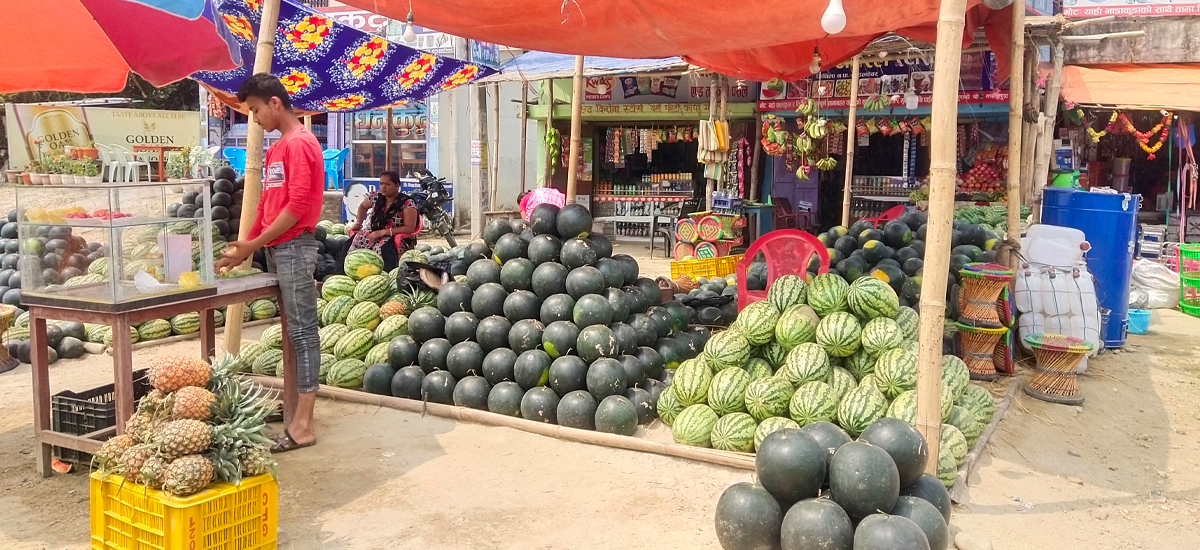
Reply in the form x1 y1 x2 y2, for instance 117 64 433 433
380 170 401 184
237 73 292 110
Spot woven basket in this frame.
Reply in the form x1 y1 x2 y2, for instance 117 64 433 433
1023 333 1092 405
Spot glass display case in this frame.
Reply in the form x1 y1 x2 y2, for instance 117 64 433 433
11 181 218 311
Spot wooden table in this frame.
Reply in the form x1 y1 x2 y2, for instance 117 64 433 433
132 145 185 180
27 274 295 477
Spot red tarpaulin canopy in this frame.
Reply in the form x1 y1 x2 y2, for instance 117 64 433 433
338 0 1013 81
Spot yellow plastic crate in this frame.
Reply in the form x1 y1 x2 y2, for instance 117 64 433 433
90 472 277 550
670 254 744 280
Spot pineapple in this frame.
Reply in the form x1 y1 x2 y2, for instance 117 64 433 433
239 446 275 478
120 447 152 481
94 434 134 471
148 355 210 392
154 419 212 459
126 411 163 444
162 455 214 496
138 454 169 489
138 389 169 414
380 301 404 318
171 386 215 420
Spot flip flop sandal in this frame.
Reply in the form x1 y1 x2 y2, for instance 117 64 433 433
270 430 315 453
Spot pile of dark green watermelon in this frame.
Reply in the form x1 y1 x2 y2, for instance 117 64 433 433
714 417 953 550
357 203 715 435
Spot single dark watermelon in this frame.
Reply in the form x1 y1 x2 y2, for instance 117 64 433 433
617 355 645 387
549 355 588 395
627 313 657 347
622 387 655 425
587 233 613 259
654 337 686 370
529 204 560 236
557 390 597 430
526 234 562 265
565 266 606 298
779 498 854 550
471 282 509 319
662 301 690 333
541 320 580 359
408 307 446 342
634 278 661 307
483 218 514 247
446 341 485 379
756 429 827 504
634 346 665 380
608 322 638 355
594 395 637 435
531 262 569 298
713 483 783 550
560 237 598 269
645 306 672 338
514 349 552 390
899 474 952 523
437 281 474 316
623 285 649 315
444 312 480 344
421 371 457 405
603 288 631 323
499 258 536 293
387 335 420 368
482 347 518 385
829 441 900 519
503 290 541 323
475 315 512 352
585 357 627 400
508 319 545 354
594 257 625 289
858 418 929 488
556 203 593 238
853 514 930 550
362 364 397 395
573 294 614 327
452 376 492 410
611 254 639 284
540 293 576 325
890 496 949 550
492 233 527 264
639 378 666 406
520 386 560 423
798 421 852 465
488 381 524 417
577 325 618 363
672 332 699 358
417 338 452 374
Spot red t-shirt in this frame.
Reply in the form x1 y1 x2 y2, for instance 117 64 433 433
249 125 324 247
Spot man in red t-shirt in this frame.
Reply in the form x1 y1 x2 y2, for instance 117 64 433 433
217 73 324 452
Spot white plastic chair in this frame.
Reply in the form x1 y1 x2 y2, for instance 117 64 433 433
110 144 151 182
195 145 221 178
95 144 123 182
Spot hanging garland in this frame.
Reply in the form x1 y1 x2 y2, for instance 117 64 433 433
1086 110 1173 160
1086 111 1116 143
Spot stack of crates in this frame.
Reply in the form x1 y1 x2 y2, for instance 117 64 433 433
1137 224 1170 261
1178 244 1200 317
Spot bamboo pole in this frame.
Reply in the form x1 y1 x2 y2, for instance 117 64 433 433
841 56 862 227
916 0 971 471
706 74 719 210
303 116 311 130
519 82 529 194
490 82 501 211
223 0 282 354
1031 42 1065 224
1019 46 1039 211
384 106 393 173
543 79 554 188
1001 0 1026 269
565 56 584 204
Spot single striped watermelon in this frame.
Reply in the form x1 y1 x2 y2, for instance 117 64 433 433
321 295 356 327
252 349 284 376
321 275 357 301
344 249 385 281
745 358 774 380
671 359 714 407
753 416 800 451
860 317 903 356
238 342 268 373
946 405 981 445
756 341 788 369
65 273 105 286
170 313 201 335
88 257 109 276
936 440 958 487
767 274 808 312
788 381 839 426
941 355 970 400
249 299 277 320
672 404 720 447
138 319 172 341
334 328 375 360
214 308 225 327
657 387 684 426
774 305 818 350
846 276 900 320
374 314 409 342
844 348 876 381
260 324 284 349
857 373 877 392
327 358 368 388
732 301 780 346
807 273 849 316
873 348 918 399
941 423 969 465
956 384 995 427
709 412 757 452
835 383 887 436
815 312 861 357
319 324 351 355
777 342 831 387
702 329 751 371
346 301 382 330
826 366 857 402
897 339 919 355
887 390 917 425
318 353 336 384
894 306 919 341
708 367 751 416
353 274 391 305
743 376 794 422
364 341 391 366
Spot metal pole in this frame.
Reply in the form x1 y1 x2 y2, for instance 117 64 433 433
384 107 393 173
1001 0 1026 268
565 55 584 204
841 56 862 227
223 0 282 354
491 82 501 211
519 82 529 194
543 79 554 188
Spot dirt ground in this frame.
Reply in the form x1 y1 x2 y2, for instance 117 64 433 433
0 232 1198 549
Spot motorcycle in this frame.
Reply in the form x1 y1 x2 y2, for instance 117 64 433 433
407 170 457 247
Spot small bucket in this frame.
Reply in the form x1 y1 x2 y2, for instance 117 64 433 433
1127 309 1151 334
1051 170 1080 188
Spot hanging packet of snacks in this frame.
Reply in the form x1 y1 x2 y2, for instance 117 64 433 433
897 118 911 134
878 119 893 136
890 119 902 135
866 118 880 135
856 119 870 138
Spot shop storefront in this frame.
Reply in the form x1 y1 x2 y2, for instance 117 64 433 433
346 106 429 182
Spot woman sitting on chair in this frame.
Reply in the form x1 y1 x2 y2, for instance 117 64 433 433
348 170 419 270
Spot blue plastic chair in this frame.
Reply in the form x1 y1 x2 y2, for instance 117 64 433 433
323 148 349 189
222 147 247 175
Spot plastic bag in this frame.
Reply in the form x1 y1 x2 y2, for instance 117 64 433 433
1131 259 1179 309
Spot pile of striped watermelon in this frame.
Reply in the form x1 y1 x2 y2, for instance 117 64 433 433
662 272 996 487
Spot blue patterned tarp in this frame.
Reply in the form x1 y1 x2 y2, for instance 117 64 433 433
193 0 493 113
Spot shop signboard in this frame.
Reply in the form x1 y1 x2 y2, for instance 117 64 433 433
318 6 390 34
757 52 1008 111
6 104 200 169
470 40 501 69
1063 0 1197 17
583 73 756 104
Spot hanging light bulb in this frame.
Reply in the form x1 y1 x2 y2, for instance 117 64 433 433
809 48 822 75
821 0 847 34
403 11 417 43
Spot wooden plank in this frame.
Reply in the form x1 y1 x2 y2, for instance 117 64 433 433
36 430 103 454
29 315 51 477
111 313 134 435
200 308 217 362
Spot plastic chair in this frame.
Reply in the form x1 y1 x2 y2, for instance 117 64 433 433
323 148 349 189
773 197 799 229
863 204 906 228
95 144 123 182
650 199 700 259
222 147 247 174
109 144 151 182
736 229 830 310
196 145 221 178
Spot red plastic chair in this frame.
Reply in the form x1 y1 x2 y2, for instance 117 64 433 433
736 229 830 310
863 204 905 228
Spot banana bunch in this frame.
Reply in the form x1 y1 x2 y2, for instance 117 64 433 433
795 134 814 154
795 98 818 117
545 126 561 176
795 165 811 181
863 94 889 111
815 157 838 171
803 118 828 139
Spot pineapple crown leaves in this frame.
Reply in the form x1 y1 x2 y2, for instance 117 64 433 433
204 446 244 486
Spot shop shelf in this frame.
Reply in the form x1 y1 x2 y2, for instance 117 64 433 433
90 472 278 550
51 369 150 464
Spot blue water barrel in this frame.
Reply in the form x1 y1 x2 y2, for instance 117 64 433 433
1040 188 1141 347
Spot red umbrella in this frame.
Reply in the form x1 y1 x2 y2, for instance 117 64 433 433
1 0 237 93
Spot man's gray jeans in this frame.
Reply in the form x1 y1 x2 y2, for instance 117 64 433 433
265 232 321 393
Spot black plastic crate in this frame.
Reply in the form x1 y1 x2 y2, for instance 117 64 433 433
51 369 151 464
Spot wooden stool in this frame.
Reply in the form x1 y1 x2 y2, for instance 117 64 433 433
957 262 1013 328
1023 333 1092 406
955 322 1008 382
